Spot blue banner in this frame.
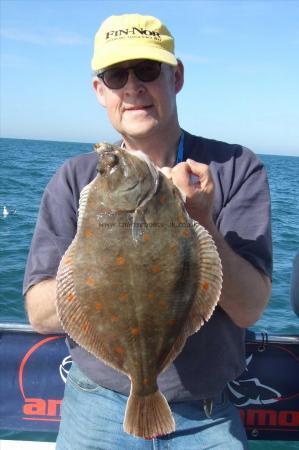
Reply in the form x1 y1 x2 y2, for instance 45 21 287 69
228 332 299 440
0 329 68 432
0 327 298 440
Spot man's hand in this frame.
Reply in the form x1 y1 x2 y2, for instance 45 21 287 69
161 159 214 227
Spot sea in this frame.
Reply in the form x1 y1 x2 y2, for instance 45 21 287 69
0 137 298 448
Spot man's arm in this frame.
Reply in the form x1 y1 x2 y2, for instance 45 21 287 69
25 279 64 334
165 159 271 328
202 222 271 328
23 156 94 335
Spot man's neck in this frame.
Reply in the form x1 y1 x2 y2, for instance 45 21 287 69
121 127 182 168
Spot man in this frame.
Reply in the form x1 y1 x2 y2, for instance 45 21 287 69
24 13 272 449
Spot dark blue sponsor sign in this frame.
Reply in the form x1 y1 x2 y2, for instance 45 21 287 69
0 330 68 432
0 328 298 440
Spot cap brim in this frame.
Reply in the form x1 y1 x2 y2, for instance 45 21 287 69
92 45 177 72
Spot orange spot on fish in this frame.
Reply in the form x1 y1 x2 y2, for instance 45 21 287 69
86 276 95 286
181 228 191 238
111 315 119 322
159 195 166 205
66 292 75 302
142 378 149 385
84 228 93 238
95 303 103 311
147 292 155 301
116 256 126 266
131 327 141 336
151 264 161 273
202 282 209 291
82 321 89 334
168 319 177 326
119 292 128 302
115 345 124 354
143 233 150 241
158 300 167 308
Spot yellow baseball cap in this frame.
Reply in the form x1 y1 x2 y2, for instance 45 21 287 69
91 14 177 72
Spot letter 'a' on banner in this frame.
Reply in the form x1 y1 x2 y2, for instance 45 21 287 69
0 326 69 432
0 325 299 441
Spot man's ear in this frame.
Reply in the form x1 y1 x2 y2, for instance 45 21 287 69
93 77 106 107
174 59 184 94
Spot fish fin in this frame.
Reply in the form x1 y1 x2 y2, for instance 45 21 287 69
124 389 175 439
56 246 126 373
186 221 222 333
77 181 94 230
159 222 222 374
56 245 102 354
159 333 187 373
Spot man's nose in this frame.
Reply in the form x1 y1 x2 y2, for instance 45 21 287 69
124 70 145 94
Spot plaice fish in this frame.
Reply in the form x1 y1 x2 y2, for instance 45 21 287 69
56 142 222 439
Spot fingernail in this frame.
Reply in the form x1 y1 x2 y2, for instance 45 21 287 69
190 174 199 184
187 158 196 164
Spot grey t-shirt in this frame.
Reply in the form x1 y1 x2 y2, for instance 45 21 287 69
23 131 272 401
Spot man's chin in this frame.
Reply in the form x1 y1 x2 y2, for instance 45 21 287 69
121 122 158 140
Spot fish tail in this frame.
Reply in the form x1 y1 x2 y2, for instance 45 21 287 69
124 390 175 439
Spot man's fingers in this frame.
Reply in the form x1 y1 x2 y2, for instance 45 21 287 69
171 163 193 192
159 167 173 179
160 161 211 196
190 174 200 185
186 159 207 177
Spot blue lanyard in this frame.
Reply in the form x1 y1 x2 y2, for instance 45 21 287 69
175 132 184 165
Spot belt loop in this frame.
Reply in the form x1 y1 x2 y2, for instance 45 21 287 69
203 399 213 418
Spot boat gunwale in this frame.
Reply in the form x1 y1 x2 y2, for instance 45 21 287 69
0 322 298 343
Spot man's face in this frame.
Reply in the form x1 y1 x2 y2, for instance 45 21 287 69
93 59 184 140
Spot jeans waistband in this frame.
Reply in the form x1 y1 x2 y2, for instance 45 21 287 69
169 389 229 418
69 361 228 418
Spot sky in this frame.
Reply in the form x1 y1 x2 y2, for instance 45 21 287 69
1 0 299 156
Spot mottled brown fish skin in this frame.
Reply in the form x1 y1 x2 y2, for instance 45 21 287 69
56 143 222 439
73 158 199 397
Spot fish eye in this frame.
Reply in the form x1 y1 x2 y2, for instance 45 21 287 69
97 152 119 175
106 153 119 167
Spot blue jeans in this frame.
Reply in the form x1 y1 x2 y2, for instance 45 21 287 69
56 363 248 449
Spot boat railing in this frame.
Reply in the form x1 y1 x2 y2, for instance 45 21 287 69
0 321 298 342
1 321 298 441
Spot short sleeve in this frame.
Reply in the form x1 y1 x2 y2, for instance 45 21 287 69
23 153 97 295
215 149 272 279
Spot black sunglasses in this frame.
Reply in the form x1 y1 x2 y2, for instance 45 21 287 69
97 60 162 90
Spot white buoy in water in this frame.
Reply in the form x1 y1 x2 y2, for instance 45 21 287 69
3 206 9 217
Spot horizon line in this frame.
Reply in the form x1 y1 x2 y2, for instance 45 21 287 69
1 135 298 158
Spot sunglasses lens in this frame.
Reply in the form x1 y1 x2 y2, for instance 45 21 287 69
103 69 128 89
98 61 162 89
135 61 161 82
